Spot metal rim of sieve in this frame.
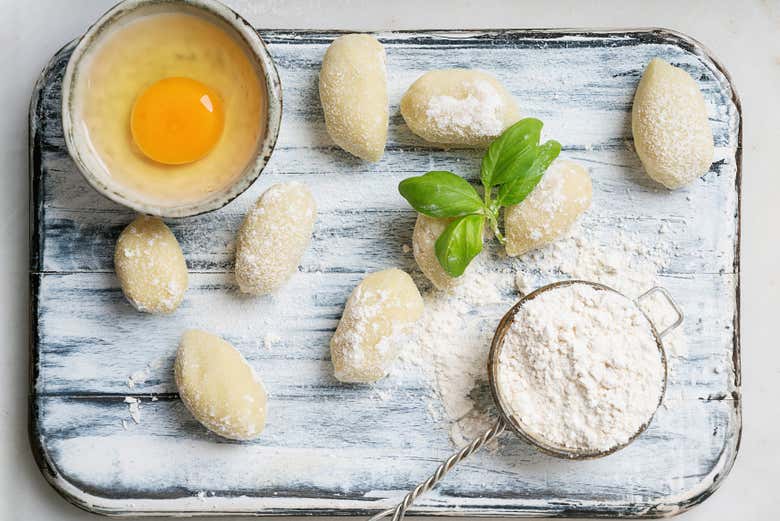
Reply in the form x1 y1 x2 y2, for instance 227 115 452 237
487 279 681 460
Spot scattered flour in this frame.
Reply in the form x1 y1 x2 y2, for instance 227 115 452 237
497 283 664 452
263 332 281 351
399 255 511 446
126 357 165 389
124 396 141 424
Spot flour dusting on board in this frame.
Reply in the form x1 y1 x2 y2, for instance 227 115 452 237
399 223 687 447
399 257 509 445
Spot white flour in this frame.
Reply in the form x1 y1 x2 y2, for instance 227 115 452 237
497 283 664 452
263 332 281 350
425 80 505 138
398 254 511 445
124 396 141 424
126 357 165 389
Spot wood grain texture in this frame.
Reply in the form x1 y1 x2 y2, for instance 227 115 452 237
29 29 741 517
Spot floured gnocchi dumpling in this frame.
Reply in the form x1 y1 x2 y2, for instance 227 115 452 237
504 160 592 256
114 215 188 313
175 329 267 440
632 58 714 189
330 269 424 383
235 182 317 295
319 34 388 162
413 214 470 290
400 69 520 147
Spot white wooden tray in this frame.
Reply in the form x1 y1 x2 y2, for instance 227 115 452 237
29 29 741 517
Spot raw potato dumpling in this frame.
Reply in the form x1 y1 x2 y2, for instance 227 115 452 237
319 34 388 161
331 269 423 383
400 69 520 147
413 214 467 290
505 160 592 257
114 215 188 313
175 330 267 440
235 182 317 295
632 58 714 189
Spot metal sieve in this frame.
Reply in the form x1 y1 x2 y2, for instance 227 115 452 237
368 280 683 521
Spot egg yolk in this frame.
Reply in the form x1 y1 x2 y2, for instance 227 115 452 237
130 77 224 165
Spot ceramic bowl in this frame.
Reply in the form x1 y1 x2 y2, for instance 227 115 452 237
61 0 282 218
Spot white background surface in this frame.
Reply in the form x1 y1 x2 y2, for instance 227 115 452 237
0 1 777 520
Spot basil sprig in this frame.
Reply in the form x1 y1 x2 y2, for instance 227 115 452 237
398 118 560 277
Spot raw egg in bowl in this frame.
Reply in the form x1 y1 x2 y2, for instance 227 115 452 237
62 0 282 217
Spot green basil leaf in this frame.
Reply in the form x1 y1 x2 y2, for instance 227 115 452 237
434 214 485 277
398 171 484 217
480 118 543 188
496 139 561 207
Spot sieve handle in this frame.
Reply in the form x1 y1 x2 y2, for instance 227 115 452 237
636 286 684 338
367 418 508 521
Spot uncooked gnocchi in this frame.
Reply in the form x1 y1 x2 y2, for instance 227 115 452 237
413 214 466 290
504 160 592 257
330 269 424 383
175 329 267 441
235 182 316 295
319 34 388 162
400 69 520 147
632 58 714 189
114 215 188 314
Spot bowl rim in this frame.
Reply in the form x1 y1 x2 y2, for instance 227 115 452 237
61 0 283 218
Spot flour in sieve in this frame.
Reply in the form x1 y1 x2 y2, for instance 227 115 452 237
497 283 664 452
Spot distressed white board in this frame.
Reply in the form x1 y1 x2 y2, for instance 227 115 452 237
29 29 741 517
